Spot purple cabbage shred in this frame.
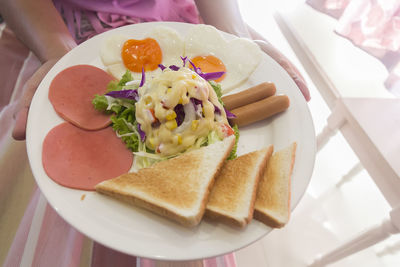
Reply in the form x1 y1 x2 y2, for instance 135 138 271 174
174 104 185 126
180 56 188 67
212 104 236 119
105 89 139 101
137 123 146 142
214 104 221 115
188 60 225 81
169 65 180 71
200 71 225 81
189 60 202 75
224 108 237 119
190 98 203 111
158 64 166 71
139 67 145 87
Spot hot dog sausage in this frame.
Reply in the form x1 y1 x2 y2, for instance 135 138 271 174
222 82 276 111
229 95 290 127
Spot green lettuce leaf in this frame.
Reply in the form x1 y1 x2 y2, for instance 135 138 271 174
92 94 108 111
227 124 239 160
208 81 224 106
106 70 133 92
111 115 139 151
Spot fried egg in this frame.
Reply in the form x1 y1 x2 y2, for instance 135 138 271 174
100 26 184 80
184 25 262 92
100 25 262 91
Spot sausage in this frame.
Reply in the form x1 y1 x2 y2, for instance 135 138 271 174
229 95 290 127
222 82 276 111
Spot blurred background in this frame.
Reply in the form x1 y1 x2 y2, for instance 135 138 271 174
235 0 400 266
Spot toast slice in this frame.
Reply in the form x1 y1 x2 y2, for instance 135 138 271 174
205 146 274 228
95 136 235 227
254 142 297 228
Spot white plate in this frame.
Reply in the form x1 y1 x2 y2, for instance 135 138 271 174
26 21 316 261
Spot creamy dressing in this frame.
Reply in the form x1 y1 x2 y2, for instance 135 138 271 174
135 67 228 156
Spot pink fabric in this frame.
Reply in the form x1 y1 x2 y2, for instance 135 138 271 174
91 243 137 267
53 0 200 43
335 0 400 55
32 203 85 267
203 258 218 267
222 253 237 267
140 258 156 267
307 0 350 18
307 0 400 97
203 254 237 267
3 189 40 267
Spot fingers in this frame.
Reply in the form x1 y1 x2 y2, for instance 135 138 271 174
12 58 59 140
254 40 311 102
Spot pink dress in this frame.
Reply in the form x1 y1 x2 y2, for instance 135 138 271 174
307 0 400 97
0 1 237 266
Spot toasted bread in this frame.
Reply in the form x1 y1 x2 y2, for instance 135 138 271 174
95 136 235 227
205 146 274 228
254 142 297 228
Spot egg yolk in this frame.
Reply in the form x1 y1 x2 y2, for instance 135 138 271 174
121 38 162 72
190 55 226 82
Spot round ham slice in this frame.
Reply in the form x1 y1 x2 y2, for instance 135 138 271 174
42 122 133 190
49 65 114 130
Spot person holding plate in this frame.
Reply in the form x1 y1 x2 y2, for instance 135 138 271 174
0 0 310 266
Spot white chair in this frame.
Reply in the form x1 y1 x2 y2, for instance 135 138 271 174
309 97 400 266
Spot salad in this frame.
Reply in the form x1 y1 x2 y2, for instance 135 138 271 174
93 57 239 169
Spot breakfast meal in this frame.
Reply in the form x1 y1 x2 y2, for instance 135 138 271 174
41 23 298 231
205 146 274 228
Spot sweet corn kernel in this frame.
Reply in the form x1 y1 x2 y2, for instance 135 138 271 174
165 120 177 130
144 96 152 105
177 134 182 144
166 110 177 120
178 97 183 104
148 137 156 148
191 120 199 131
192 74 196 79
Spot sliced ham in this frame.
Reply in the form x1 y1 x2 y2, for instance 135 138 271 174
42 122 133 191
49 65 114 130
